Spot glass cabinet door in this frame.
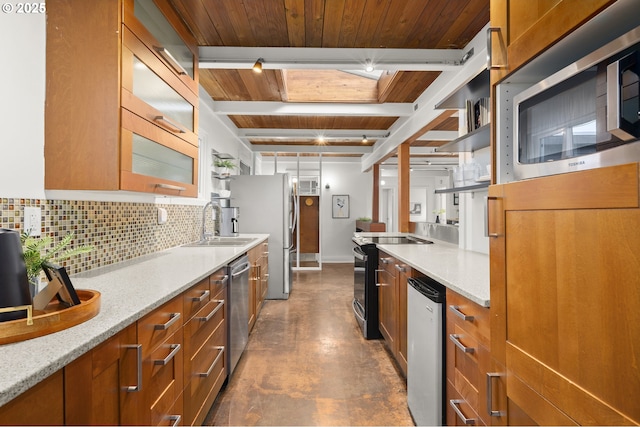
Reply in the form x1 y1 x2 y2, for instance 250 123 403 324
132 133 193 184
133 0 194 80
132 56 194 133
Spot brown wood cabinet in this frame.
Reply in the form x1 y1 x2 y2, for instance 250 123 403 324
445 290 496 426
64 323 139 425
377 251 410 376
489 0 614 84
488 163 640 425
0 370 64 426
183 268 227 426
248 240 269 333
45 0 199 197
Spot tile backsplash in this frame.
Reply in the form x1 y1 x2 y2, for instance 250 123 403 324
1 198 204 276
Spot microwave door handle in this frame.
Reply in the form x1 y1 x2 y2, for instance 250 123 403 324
606 54 638 141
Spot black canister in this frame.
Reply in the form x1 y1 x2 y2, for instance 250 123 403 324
0 229 32 322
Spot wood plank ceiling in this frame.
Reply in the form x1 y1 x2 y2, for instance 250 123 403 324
168 0 490 157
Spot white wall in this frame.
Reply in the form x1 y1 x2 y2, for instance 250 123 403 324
321 161 372 262
0 11 46 198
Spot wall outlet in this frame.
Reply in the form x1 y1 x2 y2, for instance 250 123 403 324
24 206 42 237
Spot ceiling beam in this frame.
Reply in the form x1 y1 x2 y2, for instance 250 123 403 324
237 128 389 140
213 101 414 116
199 46 472 71
249 144 373 154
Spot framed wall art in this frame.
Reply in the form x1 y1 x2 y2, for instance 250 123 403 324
332 195 350 218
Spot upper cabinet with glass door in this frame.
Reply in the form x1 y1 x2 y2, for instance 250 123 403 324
45 0 199 197
124 0 198 96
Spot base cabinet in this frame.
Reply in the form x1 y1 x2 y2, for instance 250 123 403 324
248 240 269 333
64 323 140 425
446 290 498 426
378 251 410 376
0 261 238 426
183 268 228 426
0 370 64 426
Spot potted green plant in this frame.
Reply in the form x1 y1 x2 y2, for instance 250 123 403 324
20 231 93 296
214 159 236 176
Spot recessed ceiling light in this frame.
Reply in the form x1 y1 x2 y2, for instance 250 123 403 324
364 59 374 73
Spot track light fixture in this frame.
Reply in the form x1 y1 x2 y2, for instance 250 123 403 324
362 135 368 143
252 58 264 73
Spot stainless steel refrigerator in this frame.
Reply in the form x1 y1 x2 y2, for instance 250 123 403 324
232 174 295 299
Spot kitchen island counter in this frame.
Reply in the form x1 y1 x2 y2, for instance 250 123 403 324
0 234 268 407
355 232 489 307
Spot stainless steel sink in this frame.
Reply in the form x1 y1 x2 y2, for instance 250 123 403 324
183 237 257 247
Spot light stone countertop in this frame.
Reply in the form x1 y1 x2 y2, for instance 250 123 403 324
0 234 268 407
355 232 490 307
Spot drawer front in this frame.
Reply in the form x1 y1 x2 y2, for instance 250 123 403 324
447 290 490 346
184 324 226 426
138 296 183 358
447 380 485 426
210 268 229 298
144 328 183 424
183 277 211 321
183 298 225 368
150 388 183 427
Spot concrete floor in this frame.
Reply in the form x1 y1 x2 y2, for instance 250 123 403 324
204 263 415 426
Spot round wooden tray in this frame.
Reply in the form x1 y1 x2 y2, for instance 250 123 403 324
0 289 101 345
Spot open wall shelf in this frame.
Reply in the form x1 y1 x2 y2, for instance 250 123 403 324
435 182 489 194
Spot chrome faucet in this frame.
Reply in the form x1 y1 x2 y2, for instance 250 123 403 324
201 201 222 241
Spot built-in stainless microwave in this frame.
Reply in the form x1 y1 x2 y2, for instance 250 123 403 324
513 25 640 180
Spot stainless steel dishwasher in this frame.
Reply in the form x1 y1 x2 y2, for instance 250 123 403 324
407 276 446 426
227 254 251 378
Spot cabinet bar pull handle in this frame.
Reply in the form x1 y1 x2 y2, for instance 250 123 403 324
153 115 187 134
198 346 225 377
486 196 502 238
394 264 407 272
486 27 507 70
153 45 188 76
123 344 142 392
191 289 210 302
154 312 181 330
486 372 505 417
380 257 392 264
450 334 475 353
154 343 181 365
449 305 475 321
213 274 229 285
155 183 186 192
196 300 224 322
450 399 476 425
166 415 181 427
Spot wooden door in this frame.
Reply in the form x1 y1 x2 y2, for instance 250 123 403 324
299 196 319 253
489 163 640 425
489 0 614 83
